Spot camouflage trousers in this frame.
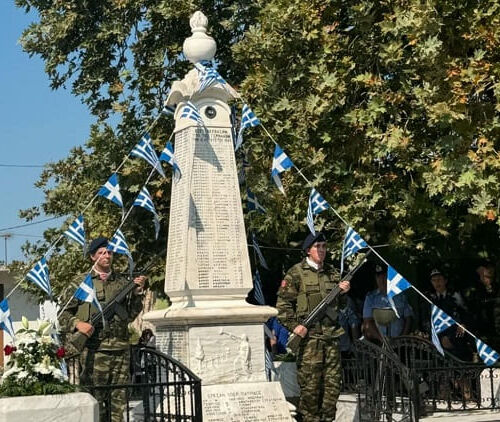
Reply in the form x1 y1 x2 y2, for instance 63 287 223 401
296 337 341 422
80 348 130 422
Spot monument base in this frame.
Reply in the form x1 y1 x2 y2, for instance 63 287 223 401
143 303 277 385
202 381 294 421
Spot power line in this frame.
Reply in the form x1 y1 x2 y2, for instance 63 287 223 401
0 163 44 168
0 216 64 232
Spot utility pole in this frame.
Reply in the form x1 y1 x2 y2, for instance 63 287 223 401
0 233 12 265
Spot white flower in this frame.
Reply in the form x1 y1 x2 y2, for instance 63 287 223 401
21 316 29 330
16 370 31 380
2 366 20 379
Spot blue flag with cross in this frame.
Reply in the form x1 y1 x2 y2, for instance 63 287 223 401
431 305 456 355
180 101 204 126
386 266 412 317
26 257 52 296
195 62 227 92
476 339 499 366
107 229 135 276
0 299 15 340
271 144 293 195
159 141 181 181
133 186 160 239
235 104 260 151
98 173 123 210
131 133 165 178
307 188 330 235
340 227 368 274
247 189 266 214
63 215 85 248
74 274 103 314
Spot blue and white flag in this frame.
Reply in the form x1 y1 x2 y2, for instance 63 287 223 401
476 339 499 366
107 229 135 275
271 144 293 195
247 189 266 214
131 134 165 178
63 215 85 248
340 227 368 274
252 233 269 270
307 188 330 235
0 299 15 340
386 266 412 317
98 173 123 210
133 186 160 239
195 62 227 92
431 305 456 355
26 257 52 296
180 101 204 126
265 349 275 381
74 274 103 314
235 104 260 151
159 141 181 180
253 270 265 305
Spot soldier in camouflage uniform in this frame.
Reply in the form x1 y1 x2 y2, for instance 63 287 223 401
59 237 146 422
276 232 350 422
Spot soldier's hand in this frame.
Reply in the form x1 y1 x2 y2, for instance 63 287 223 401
133 275 147 294
76 321 94 337
339 280 351 293
293 324 308 338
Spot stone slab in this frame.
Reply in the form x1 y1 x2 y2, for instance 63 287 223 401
480 368 500 406
202 381 293 421
0 392 98 422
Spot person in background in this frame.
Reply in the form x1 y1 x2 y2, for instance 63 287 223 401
363 265 413 343
427 268 472 361
138 328 156 348
338 296 361 356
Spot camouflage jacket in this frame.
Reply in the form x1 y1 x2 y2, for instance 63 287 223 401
59 272 144 352
275 259 345 340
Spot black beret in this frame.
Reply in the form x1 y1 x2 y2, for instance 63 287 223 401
302 232 327 251
87 237 109 255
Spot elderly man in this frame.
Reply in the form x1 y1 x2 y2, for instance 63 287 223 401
276 232 350 422
59 237 146 422
363 265 413 342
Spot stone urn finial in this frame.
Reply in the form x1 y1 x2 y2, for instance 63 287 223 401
183 11 216 64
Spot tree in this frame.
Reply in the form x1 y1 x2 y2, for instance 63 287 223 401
13 0 500 298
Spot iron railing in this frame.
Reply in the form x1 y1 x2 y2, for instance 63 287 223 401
67 346 202 422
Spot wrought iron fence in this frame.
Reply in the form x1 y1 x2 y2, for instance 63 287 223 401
67 346 202 422
342 336 500 421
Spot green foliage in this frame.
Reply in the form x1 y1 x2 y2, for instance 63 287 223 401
13 0 500 295
0 377 77 397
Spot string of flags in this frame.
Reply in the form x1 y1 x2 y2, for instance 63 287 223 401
5 58 498 367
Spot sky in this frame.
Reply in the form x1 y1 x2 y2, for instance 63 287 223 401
0 3 94 263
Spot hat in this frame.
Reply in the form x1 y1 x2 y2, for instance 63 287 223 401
430 268 443 277
87 237 109 256
302 232 327 251
375 264 387 274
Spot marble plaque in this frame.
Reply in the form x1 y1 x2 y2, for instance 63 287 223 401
189 324 266 384
480 368 500 406
202 382 292 422
156 326 189 364
165 123 253 295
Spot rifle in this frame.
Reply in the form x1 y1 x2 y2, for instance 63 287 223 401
286 254 370 354
65 250 165 356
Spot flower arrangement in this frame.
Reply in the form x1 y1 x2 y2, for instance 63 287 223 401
0 317 76 397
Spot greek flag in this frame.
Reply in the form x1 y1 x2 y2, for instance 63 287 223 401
252 233 269 270
74 274 103 314
108 229 135 275
340 227 368 274
253 270 265 305
133 186 160 239
98 173 123 209
195 62 226 92
247 189 266 214
159 141 181 180
180 101 204 126
476 339 499 366
235 104 260 151
131 134 165 178
271 144 294 195
26 257 52 296
386 266 412 317
63 215 85 247
431 305 456 355
0 299 15 339
307 188 330 235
